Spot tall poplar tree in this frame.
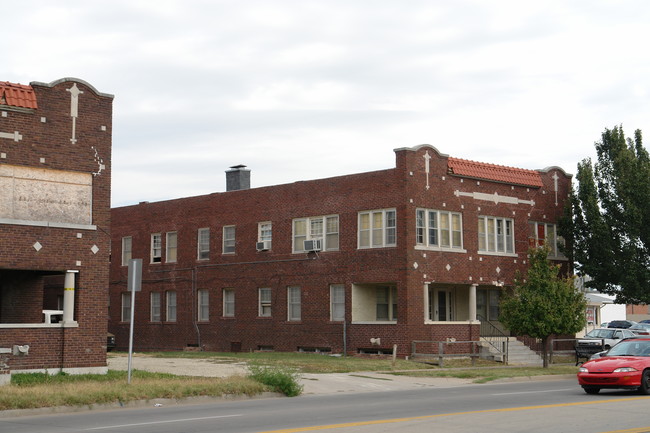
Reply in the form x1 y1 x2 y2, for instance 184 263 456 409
572 126 650 304
499 247 586 368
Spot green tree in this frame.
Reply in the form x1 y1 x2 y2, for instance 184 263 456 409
571 126 650 304
499 247 586 368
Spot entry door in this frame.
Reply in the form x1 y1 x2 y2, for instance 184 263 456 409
434 289 453 321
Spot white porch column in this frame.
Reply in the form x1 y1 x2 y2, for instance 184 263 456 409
469 283 478 323
423 283 430 322
63 270 78 324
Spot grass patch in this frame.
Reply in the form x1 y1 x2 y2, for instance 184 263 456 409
390 365 578 383
1 370 265 411
247 364 303 397
117 351 432 373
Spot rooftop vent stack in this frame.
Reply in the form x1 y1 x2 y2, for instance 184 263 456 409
226 164 251 191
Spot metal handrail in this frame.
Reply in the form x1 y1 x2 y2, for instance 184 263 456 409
478 314 509 363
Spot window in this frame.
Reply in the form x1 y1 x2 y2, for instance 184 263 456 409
358 209 396 248
376 286 397 321
292 215 339 252
416 209 463 250
121 293 131 322
150 292 161 322
288 286 301 321
198 289 209 321
121 236 132 266
166 232 177 263
528 222 566 258
151 233 162 263
477 289 500 321
166 291 177 322
197 228 210 260
330 284 345 321
259 288 272 317
223 226 236 254
478 216 514 254
223 288 235 317
258 222 272 242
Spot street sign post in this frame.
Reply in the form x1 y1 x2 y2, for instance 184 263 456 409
127 259 142 384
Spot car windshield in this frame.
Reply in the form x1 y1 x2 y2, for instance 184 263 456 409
606 340 650 357
585 329 615 339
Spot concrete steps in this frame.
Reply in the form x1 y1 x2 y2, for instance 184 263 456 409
480 337 544 366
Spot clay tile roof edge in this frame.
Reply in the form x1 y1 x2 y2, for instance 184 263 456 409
448 156 543 188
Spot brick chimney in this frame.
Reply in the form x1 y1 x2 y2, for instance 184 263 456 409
226 165 250 191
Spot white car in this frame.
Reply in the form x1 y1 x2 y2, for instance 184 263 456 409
577 328 637 354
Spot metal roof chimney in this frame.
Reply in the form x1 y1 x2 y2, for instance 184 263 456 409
226 164 250 191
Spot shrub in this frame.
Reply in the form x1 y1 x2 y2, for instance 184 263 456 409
248 364 303 397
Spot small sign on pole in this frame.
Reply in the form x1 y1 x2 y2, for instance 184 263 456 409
127 259 142 384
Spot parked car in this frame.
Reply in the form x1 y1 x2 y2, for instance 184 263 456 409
577 328 637 354
629 323 650 335
640 320 650 324
607 320 638 329
578 337 650 394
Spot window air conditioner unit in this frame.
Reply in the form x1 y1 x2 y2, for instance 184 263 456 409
256 240 271 251
304 239 322 252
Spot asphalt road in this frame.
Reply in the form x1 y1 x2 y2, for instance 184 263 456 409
2 379 650 433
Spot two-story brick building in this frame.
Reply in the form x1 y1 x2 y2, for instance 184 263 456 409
109 145 570 356
0 78 113 382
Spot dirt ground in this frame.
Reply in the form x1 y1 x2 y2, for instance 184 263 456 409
106 353 474 395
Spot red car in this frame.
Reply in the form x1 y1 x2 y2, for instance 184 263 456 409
578 337 650 394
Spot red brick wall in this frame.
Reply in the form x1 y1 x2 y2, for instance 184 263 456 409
0 78 112 371
109 145 571 357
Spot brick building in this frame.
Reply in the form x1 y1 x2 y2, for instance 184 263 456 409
0 78 113 381
109 145 571 356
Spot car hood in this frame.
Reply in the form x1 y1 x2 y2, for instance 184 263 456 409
583 356 649 372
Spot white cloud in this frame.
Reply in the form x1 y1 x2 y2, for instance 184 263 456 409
3 0 649 207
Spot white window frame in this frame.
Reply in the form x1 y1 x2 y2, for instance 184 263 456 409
223 225 236 254
166 231 178 263
121 236 132 266
330 284 345 321
415 209 464 251
121 292 131 322
358 209 396 249
287 286 301 321
151 233 162 263
259 288 272 317
258 222 272 242
198 289 209 322
166 291 177 322
292 215 339 253
150 292 161 322
478 216 515 255
529 222 566 259
197 228 210 260
223 288 235 317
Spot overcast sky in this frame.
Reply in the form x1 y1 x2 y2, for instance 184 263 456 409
4 1 650 207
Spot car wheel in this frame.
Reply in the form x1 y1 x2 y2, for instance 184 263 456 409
582 386 600 395
638 370 650 395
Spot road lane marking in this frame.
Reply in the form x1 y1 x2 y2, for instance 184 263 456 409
257 396 650 433
86 414 242 430
491 388 574 395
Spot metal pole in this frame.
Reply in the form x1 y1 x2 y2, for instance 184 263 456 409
127 289 135 384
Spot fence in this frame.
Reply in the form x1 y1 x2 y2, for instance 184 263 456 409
411 340 482 367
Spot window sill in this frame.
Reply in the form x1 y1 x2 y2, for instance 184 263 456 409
415 245 467 253
477 251 518 258
351 321 397 325
424 320 477 325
